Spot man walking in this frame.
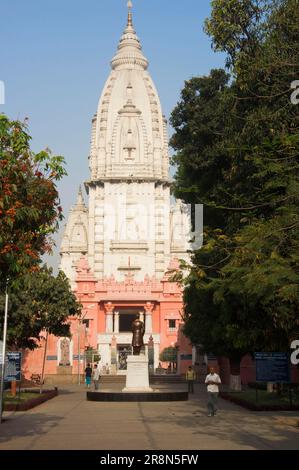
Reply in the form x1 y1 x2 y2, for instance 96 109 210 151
93 363 100 390
186 366 196 393
205 367 221 416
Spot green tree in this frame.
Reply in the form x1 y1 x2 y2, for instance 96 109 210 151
171 0 299 388
159 346 178 364
204 0 273 69
170 68 233 225
0 267 81 350
0 114 67 285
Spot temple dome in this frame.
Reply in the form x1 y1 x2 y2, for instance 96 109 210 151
88 1 169 182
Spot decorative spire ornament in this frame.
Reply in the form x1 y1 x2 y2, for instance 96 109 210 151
127 1 133 27
76 185 85 207
111 0 148 70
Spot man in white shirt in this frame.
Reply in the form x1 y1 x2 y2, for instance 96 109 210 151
92 364 101 391
205 367 221 416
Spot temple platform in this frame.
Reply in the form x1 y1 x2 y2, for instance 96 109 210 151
87 388 188 402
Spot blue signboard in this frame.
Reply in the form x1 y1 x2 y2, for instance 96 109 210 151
255 352 290 383
4 352 22 381
46 355 58 361
180 354 192 360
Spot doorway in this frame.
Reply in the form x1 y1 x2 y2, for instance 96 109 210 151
118 308 141 332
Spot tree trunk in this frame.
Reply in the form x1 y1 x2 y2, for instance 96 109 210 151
229 358 242 391
11 380 17 397
276 382 283 396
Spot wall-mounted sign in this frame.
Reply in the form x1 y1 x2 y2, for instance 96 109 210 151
255 352 290 383
180 354 192 361
5 352 22 381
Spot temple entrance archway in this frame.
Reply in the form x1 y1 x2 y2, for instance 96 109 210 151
117 308 141 333
119 312 138 332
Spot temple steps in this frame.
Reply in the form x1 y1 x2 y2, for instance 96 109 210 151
100 375 126 383
150 375 186 384
99 375 186 384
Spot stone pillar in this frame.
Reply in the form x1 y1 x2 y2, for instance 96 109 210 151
139 311 144 323
106 314 113 333
154 342 160 370
105 302 114 334
148 334 154 374
114 311 119 333
110 335 117 375
144 302 154 334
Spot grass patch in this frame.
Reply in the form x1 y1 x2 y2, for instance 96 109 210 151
220 389 299 411
232 390 299 406
4 392 40 404
3 389 58 411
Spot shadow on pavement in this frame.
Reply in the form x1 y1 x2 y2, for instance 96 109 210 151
136 389 299 450
0 413 64 445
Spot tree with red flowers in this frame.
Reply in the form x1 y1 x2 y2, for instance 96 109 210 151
0 114 66 287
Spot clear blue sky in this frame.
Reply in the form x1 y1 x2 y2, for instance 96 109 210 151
0 0 225 271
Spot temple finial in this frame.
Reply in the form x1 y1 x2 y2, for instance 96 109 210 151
111 0 148 71
127 1 133 27
76 185 85 206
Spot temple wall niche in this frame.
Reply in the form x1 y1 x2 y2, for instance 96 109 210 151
117 117 143 163
70 221 88 249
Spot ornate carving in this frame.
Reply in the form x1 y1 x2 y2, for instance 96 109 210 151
75 256 91 275
104 302 114 313
124 272 135 285
145 302 154 313
59 338 70 366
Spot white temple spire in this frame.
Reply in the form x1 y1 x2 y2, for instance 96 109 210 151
60 2 190 285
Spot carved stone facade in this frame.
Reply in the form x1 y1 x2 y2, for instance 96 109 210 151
73 256 188 373
60 3 190 286
60 187 88 285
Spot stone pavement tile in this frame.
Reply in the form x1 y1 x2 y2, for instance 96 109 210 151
151 434 255 451
214 411 299 450
45 423 146 434
27 433 153 450
138 400 299 451
0 439 36 451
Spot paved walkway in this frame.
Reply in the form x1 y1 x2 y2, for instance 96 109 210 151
0 384 298 450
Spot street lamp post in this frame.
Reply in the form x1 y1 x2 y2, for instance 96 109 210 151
78 305 95 385
0 279 9 424
77 318 85 386
39 330 49 394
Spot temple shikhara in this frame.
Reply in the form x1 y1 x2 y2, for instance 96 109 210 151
24 3 193 381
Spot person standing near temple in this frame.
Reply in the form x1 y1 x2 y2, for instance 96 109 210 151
205 367 221 416
85 363 92 389
186 366 196 393
92 363 100 390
